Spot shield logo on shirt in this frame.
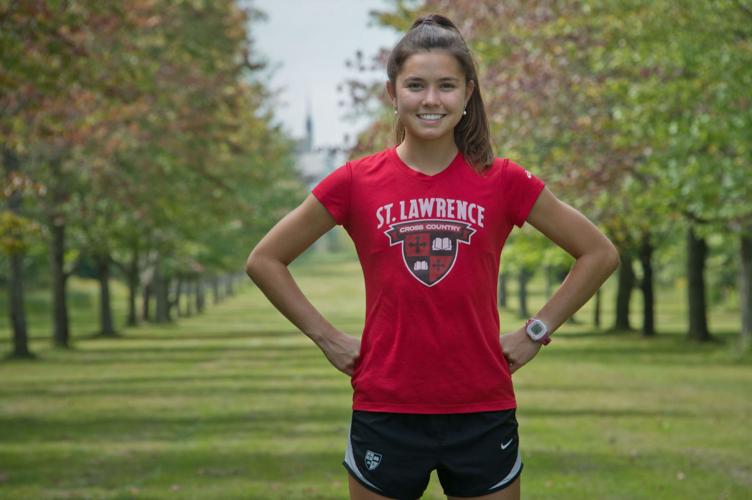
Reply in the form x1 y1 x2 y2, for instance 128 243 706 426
385 219 475 286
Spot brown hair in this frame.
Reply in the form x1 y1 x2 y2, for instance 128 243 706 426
387 14 494 172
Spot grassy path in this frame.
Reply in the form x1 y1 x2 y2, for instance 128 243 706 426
1 254 750 499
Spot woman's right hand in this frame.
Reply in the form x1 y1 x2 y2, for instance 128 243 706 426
246 195 362 377
317 331 361 377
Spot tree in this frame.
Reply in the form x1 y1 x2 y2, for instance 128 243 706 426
363 0 752 345
1 0 302 351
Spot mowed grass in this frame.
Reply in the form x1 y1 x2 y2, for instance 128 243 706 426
1 247 751 499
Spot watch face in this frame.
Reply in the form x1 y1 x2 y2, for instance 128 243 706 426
527 319 547 340
530 322 544 336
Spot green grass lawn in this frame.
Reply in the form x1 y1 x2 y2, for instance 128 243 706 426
1 249 751 499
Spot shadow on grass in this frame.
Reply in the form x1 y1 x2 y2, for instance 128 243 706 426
0 393 698 446
29 343 324 366
0 369 341 388
0 445 354 498
558 328 738 341
537 330 747 366
3 436 742 499
0 375 350 400
117 329 304 341
0 423 354 490
0 405 354 444
0 329 349 350
520 406 695 419
560 329 639 338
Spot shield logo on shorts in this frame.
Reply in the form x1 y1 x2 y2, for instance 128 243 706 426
365 450 382 471
385 219 475 287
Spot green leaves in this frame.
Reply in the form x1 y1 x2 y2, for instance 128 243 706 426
356 0 751 311
1 0 301 281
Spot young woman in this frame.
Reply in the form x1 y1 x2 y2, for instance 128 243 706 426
246 14 619 500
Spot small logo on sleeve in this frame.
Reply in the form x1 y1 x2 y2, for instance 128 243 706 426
365 450 383 470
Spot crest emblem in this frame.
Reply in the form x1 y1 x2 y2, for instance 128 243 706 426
365 450 382 471
385 219 475 286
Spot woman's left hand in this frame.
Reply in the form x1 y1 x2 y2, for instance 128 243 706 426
500 328 542 374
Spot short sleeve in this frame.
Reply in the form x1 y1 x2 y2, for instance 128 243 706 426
502 159 545 228
311 162 352 226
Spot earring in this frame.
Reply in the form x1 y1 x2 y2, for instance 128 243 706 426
463 108 467 116
394 108 398 114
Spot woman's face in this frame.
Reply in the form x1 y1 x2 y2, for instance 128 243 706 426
388 49 474 145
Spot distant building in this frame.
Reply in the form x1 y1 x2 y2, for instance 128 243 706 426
294 102 349 252
294 102 347 188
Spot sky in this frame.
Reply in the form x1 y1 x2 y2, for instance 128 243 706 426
249 0 400 148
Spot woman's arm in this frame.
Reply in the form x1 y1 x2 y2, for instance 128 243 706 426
501 187 620 373
245 194 361 376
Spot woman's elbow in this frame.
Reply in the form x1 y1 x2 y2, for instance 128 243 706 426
603 242 620 275
245 245 286 282
245 247 265 281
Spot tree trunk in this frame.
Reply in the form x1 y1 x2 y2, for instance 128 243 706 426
614 249 634 331
50 221 70 348
185 279 194 317
639 233 655 337
49 157 71 348
172 277 183 318
687 226 711 341
196 279 205 313
142 280 151 322
498 272 507 308
9 251 32 357
593 288 601 330
213 275 221 304
96 253 116 336
326 229 340 252
225 274 234 296
545 265 553 298
3 147 32 358
163 277 174 321
556 266 579 324
154 265 169 323
164 277 175 321
126 246 139 327
739 231 752 351
518 268 530 319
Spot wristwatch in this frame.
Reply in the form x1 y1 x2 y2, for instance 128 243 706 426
525 318 551 345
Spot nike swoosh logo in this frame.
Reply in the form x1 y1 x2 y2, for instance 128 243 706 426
500 438 514 450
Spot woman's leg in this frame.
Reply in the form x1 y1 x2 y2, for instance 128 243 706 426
446 476 520 500
348 474 396 500
350 472 520 500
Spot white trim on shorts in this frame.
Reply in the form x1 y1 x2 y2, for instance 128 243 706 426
344 421 384 492
488 449 522 491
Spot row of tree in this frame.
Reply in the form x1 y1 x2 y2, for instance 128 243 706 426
1 1 303 358
344 0 751 348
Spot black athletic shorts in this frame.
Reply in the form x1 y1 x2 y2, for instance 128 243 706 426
343 409 522 499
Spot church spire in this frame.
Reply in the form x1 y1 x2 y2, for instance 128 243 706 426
304 91 313 151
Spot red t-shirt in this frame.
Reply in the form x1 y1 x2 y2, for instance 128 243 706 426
312 146 545 414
